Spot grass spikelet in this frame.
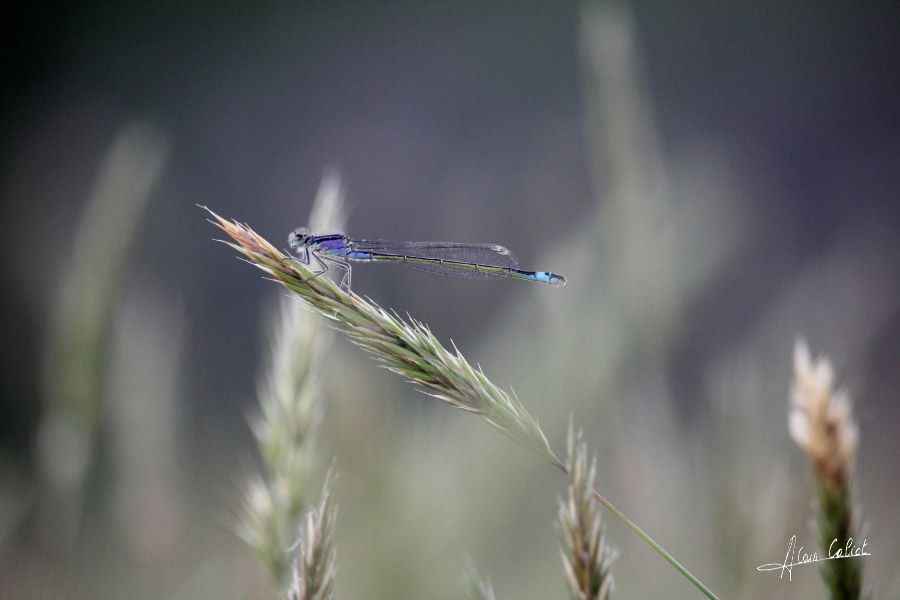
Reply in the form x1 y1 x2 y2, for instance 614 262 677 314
288 470 337 600
559 425 615 600
238 172 345 584
239 473 291 581
239 292 326 581
205 207 561 468
463 564 498 600
789 340 864 599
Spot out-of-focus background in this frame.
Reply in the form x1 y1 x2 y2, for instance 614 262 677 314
2 2 898 598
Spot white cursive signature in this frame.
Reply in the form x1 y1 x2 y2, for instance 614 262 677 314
757 535 870 581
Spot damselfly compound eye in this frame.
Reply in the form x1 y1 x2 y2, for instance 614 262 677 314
289 228 310 249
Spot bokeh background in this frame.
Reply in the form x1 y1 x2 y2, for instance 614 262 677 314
2 1 899 598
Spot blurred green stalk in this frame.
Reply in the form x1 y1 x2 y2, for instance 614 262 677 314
40 123 168 534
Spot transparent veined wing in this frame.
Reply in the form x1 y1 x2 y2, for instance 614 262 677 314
348 239 521 280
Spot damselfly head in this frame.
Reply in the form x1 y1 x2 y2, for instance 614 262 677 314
288 227 311 250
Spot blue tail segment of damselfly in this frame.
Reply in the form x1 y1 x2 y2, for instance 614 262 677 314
288 228 566 289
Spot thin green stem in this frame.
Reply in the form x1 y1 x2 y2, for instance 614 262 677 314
553 449 717 599
587 484 717 600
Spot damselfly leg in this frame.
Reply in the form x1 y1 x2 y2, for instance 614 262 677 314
318 254 352 289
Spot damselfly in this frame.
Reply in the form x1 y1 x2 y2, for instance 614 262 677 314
288 229 566 289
